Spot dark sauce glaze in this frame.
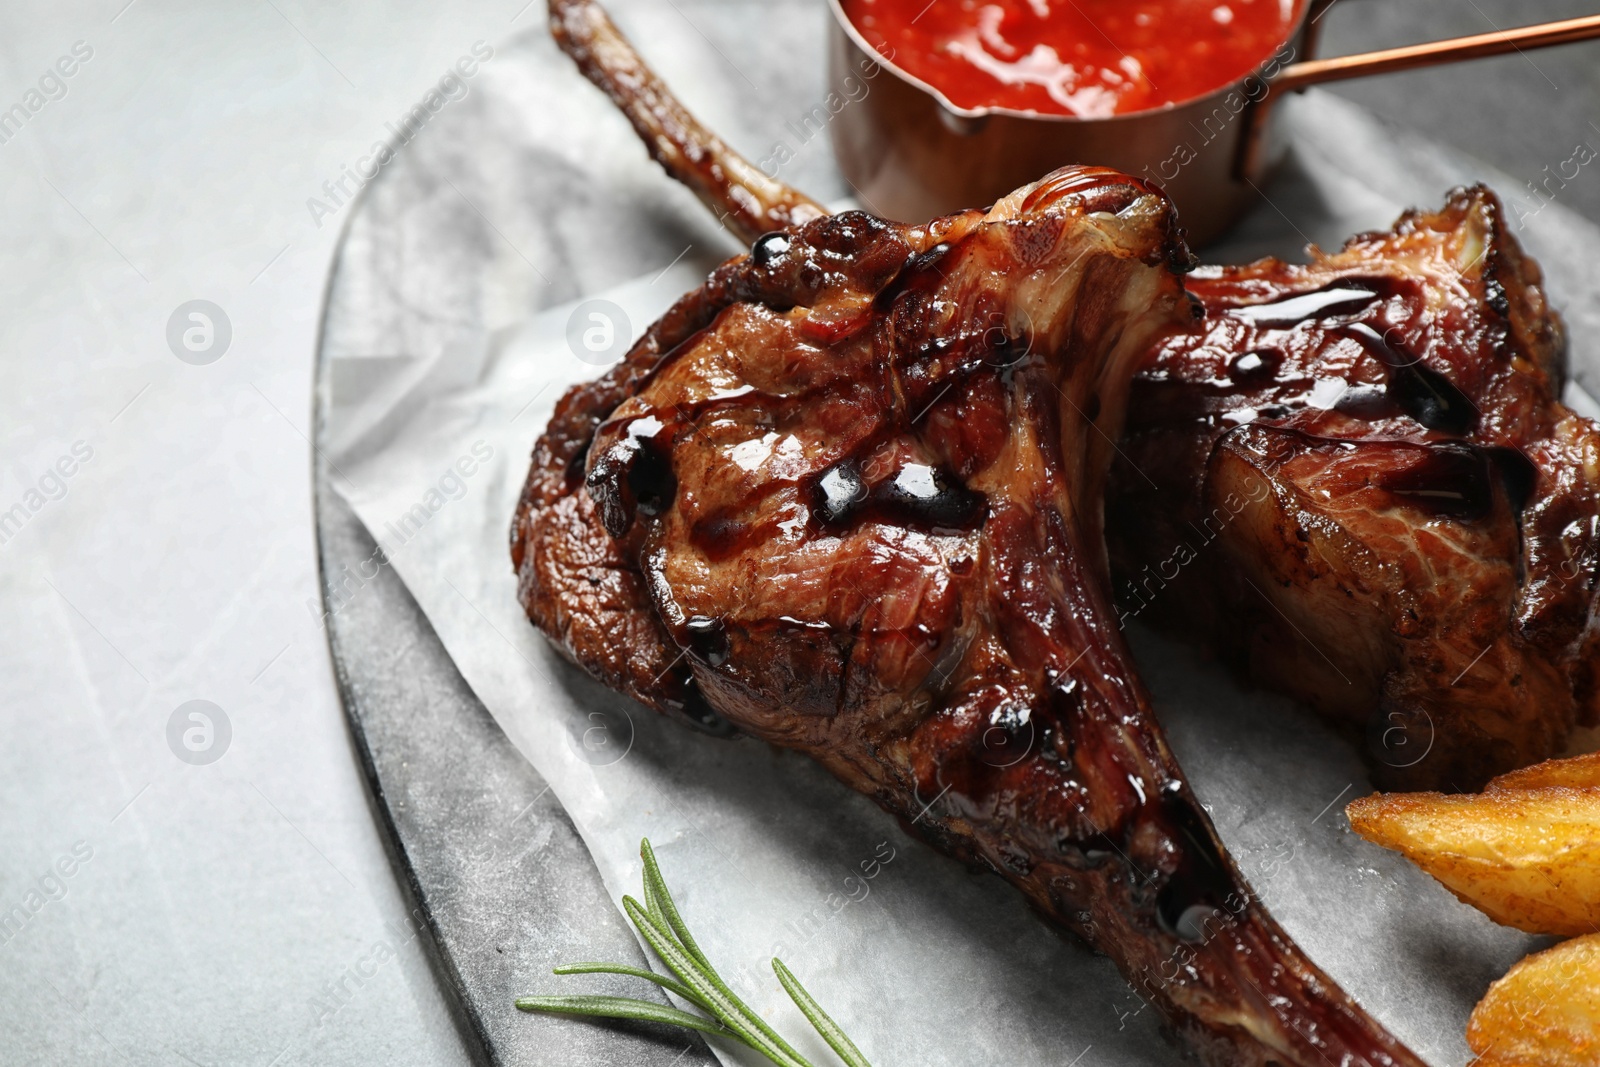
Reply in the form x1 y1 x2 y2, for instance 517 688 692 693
1206 280 1480 435
812 458 986 534
1023 166 1168 218
815 461 869 523
1106 172 1600 795
1340 321 1478 434
587 413 678 538
750 230 792 268
520 169 1438 1067
597 223 1017 571
1226 285 1379 328
671 680 738 737
1493 446 1539 514
689 511 763 564
1226 348 1279 383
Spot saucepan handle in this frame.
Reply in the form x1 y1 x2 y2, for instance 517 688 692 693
1236 12 1600 180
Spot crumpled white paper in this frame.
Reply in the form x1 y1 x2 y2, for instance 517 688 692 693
320 23 1600 1062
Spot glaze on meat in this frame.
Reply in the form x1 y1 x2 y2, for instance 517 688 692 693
512 149 1425 1064
514 2 1600 1063
1110 189 1600 790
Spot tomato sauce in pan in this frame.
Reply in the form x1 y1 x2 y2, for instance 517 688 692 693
841 0 1302 118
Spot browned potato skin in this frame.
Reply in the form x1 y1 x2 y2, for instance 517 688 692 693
1489 751 1600 792
1347 778 1600 936
1469 934 1600 1067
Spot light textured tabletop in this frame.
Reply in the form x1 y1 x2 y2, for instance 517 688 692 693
1 2 1595 1065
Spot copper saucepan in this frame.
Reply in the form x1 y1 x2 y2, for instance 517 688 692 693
826 1 1600 246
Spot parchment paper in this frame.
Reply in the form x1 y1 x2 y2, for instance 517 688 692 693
318 12 1600 1063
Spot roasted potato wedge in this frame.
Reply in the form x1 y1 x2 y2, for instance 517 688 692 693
1489 751 1600 793
1346 785 1600 936
1469 933 1600 1067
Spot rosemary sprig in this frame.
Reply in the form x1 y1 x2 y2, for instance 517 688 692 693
516 838 875 1067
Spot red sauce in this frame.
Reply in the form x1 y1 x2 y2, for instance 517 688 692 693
842 0 1302 118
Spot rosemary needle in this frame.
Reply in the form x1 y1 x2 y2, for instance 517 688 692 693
551 962 707 1008
515 994 742 1043
772 959 873 1067
516 838 876 1067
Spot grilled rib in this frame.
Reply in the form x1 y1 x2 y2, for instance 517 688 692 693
515 5 1434 1063
513 157 1424 1067
1112 190 1600 790
545 0 1600 791
547 0 826 244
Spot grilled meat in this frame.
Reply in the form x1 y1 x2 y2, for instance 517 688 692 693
517 5 1434 1064
1111 191 1600 790
512 157 1423 1067
548 0 1600 791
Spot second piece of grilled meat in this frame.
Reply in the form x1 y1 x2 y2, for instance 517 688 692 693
1111 189 1600 790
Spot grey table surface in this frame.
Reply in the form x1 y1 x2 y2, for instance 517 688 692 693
3 2 1598 1066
